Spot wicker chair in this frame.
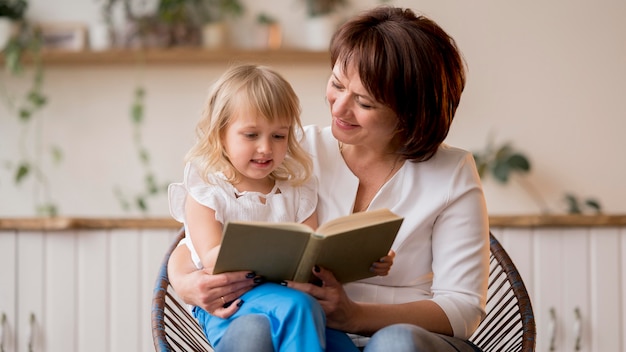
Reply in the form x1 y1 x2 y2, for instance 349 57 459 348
469 234 536 351
151 229 213 352
151 230 535 352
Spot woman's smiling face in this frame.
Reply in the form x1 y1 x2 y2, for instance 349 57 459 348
326 62 398 150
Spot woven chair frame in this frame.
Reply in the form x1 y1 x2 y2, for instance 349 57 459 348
470 233 536 351
152 229 536 352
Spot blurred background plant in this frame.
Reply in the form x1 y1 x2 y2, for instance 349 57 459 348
303 0 348 17
98 0 244 48
472 135 602 215
114 85 170 215
1 0 61 216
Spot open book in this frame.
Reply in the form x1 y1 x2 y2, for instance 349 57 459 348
213 208 403 284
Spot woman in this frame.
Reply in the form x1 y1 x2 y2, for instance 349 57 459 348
168 6 489 351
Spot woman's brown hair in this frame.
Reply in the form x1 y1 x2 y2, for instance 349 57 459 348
330 6 466 161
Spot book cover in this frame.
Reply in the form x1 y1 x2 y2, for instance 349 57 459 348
213 208 403 283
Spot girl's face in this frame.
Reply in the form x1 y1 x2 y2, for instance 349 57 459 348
222 109 290 191
326 62 398 151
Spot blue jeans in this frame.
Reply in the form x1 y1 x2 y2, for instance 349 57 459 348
193 283 359 352
364 324 483 352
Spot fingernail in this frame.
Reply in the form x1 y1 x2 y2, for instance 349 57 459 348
254 276 266 284
280 281 288 286
314 265 320 272
246 272 256 279
237 300 244 307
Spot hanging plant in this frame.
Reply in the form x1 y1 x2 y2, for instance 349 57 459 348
114 85 169 215
1 8 61 216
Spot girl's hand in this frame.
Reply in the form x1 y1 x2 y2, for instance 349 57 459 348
370 249 395 276
168 243 257 319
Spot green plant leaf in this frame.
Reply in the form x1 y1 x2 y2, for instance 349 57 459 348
37 203 58 217
564 193 581 214
492 162 510 183
476 162 487 178
585 199 602 213
145 174 158 194
139 148 150 164
19 108 32 121
50 146 63 164
15 163 30 183
131 103 143 124
4 40 23 73
494 144 513 161
136 196 147 211
506 153 530 172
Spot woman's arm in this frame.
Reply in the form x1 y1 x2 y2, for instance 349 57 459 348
285 267 453 336
168 243 258 319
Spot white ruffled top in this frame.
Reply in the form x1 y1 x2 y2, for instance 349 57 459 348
168 162 318 268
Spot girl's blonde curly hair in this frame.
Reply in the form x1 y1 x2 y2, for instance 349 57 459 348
185 64 312 186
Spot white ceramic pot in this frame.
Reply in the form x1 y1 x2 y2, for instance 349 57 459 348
202 22 227 49
305 14 338 51
0 18 15 50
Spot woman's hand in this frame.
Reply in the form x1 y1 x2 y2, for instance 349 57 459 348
168 244 257 319
284 266 361 332
370 249 395 276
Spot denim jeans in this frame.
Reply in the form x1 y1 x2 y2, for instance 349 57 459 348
363 324 482 352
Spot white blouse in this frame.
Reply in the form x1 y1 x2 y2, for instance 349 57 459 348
301 125 490 340
169 162 318 268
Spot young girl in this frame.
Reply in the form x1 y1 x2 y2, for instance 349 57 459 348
168 64 393 352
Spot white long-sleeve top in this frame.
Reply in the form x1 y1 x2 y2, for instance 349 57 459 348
302 125 490 340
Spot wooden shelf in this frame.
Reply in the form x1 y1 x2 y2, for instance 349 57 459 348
3 48 330 66
2 214 626 231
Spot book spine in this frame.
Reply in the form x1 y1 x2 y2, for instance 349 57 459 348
293 236 324 283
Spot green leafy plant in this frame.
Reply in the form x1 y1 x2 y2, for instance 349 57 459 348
114 85 169 214
303 0 348 17
1 8 61 216
473 137 549 214
564 193 602 214
0 0 27 19
190 0 244 24
473 136 602 215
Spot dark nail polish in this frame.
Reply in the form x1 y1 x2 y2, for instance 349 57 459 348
253 276 266 284
280 281 288 286
246 272 256 279
237 300 244 307
314 265 321 273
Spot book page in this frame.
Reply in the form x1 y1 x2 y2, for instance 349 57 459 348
315 217 402 283
316 208 402 236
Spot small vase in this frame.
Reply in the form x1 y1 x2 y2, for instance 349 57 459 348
0 18 16 50
202 22 227 49
305 14 339 51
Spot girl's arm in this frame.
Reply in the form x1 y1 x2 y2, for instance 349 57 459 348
185 195 223 273
167 243 257 318
301 210 319 230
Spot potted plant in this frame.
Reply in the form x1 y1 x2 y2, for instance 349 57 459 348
302 0 348 50
304 0 347 18
0 0 27 49
191 0 244 48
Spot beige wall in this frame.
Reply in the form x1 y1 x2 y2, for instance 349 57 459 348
1 0 625 216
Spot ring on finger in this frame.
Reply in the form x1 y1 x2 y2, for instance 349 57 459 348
220 296 226 305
